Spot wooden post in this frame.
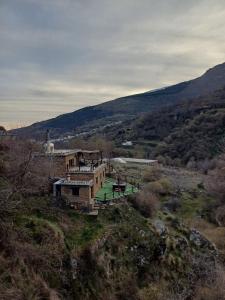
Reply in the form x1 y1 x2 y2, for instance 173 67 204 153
100 151 103 164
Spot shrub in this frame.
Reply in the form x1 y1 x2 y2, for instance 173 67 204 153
165 197 181 212
143 166 161 182
130 191 159 218
159 178 173 194
146 181 164 195
146 178 173 196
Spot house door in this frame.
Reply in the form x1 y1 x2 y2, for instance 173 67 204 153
56 185 61 197
91 186 94 198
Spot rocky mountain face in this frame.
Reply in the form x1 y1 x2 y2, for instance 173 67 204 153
11 62 225 139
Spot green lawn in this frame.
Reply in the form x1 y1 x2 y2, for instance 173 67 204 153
96 177 138 202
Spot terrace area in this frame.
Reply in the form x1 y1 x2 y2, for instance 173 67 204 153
95 178 138 202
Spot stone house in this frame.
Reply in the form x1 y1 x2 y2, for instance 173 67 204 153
45 147 107 212
53 178 95 211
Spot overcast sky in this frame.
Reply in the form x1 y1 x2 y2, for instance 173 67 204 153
1 0 225 129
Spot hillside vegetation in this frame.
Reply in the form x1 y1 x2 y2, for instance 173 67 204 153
1 139 225 299
106 88 225 166
0 196 220 300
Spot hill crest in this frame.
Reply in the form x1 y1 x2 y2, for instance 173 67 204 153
11 62 225 139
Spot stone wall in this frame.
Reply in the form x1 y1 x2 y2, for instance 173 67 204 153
61 185 93 209
69 164 106 196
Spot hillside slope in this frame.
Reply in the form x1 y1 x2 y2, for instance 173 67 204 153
0 198 218 300
12 62 225 139
0 138 224 299
108 88 225 165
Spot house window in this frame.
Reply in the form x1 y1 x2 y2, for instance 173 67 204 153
72 187 80 196
96 177 98 184
69 159 74 167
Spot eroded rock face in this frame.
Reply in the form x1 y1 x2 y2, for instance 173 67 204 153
153 219 166 235
189 229 217 254
70 258 78 279
176 236 189 251
190 230 204 247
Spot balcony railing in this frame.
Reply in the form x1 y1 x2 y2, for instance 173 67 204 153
69 166 94 172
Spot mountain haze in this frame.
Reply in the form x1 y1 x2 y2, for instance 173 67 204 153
12 62 225 138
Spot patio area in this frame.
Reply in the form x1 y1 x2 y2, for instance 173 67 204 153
95 177 138 202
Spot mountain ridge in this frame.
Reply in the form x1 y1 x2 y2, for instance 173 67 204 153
11 62 225 139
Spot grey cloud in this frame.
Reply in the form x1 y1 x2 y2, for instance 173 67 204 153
0 0 225 128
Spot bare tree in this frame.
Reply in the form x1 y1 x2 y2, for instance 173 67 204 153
0 139 49 218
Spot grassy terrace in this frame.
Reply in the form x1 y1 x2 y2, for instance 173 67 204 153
95 177 138 202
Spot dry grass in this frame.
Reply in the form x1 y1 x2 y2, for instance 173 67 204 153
194 266 225 300
146 178 173 196
186 218 225 262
